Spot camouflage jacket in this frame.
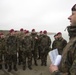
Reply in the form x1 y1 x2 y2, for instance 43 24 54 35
21 35 32 52
51 37 76 75
6 35 17 54
0 38 6 53
52 38 67 55
31 32 38 50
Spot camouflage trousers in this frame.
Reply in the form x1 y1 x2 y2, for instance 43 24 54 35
0 53 2 62
7 53 17 66
22 51 32 67
18 50 23 64
41 52 48 65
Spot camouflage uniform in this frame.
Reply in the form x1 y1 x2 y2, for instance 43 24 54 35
52 37 67 55
0 35 6 69
40 34 51 66
31 32 38 66
18 32 24 65
52 38 58 49
6 34 18 72
51 26 76 75
21 34 32 70
37 33 43 59
1 35 8 69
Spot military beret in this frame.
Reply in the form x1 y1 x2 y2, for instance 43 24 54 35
15 30 17 32
25 30 29 34
20 28 23 31
57 32 62 35
40 31 42 33
32 29 35 32
71 4 76 11
43 30 47 34
10 29 14 33
0 33 3 35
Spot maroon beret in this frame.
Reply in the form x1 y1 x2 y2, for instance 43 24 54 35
40 31 42 33
0 33 3 35
43 30 47 34
25 30 29 34
57 32 62 35
32 29 35 32
20 28 23 31
10 29 14 33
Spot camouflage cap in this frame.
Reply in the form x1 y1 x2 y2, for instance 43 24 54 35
71 4 76 11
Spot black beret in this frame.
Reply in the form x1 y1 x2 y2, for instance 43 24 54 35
71 4 76 11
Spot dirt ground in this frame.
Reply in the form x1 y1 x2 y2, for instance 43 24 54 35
0 55 51 75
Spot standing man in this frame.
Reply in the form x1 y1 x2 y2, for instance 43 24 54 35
40 30 51 66
52 32 67 55
31 29 38 66
0 33 6 69
37 31 43 59
18 28 24 65
49 4 76 75
6 29 18 72
21 30 32 70
52 34 58 50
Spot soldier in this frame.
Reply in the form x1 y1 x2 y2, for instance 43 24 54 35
49 4 76 75
31 29 38 66
21 30 32 70
0 33 6 69
52 32 67 55
52 34 58 50
40 30 51 66
37 31 43 59
6 29 18 72
14 30 20 65
18 28 24 65
0 33 8 69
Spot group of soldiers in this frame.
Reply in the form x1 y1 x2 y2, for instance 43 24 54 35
0 28 51 72
0 28 68 72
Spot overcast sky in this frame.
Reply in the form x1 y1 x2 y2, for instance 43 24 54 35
0 0 76 33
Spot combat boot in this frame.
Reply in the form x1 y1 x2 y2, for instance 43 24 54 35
18 60 22 65
41 63 43 66
23 66 26 70
28 66 32 70
37 57 41 60
0 64 2 69
41 62 43 66
8 65 12 72
34 60 38 66
5 64 8 69
44 62 47 66
18 62 21 65
13 65 18 71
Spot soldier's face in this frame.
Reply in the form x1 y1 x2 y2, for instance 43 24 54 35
68 11 76 26
58 34 62 38
11 32 15 35
54 36 58 39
